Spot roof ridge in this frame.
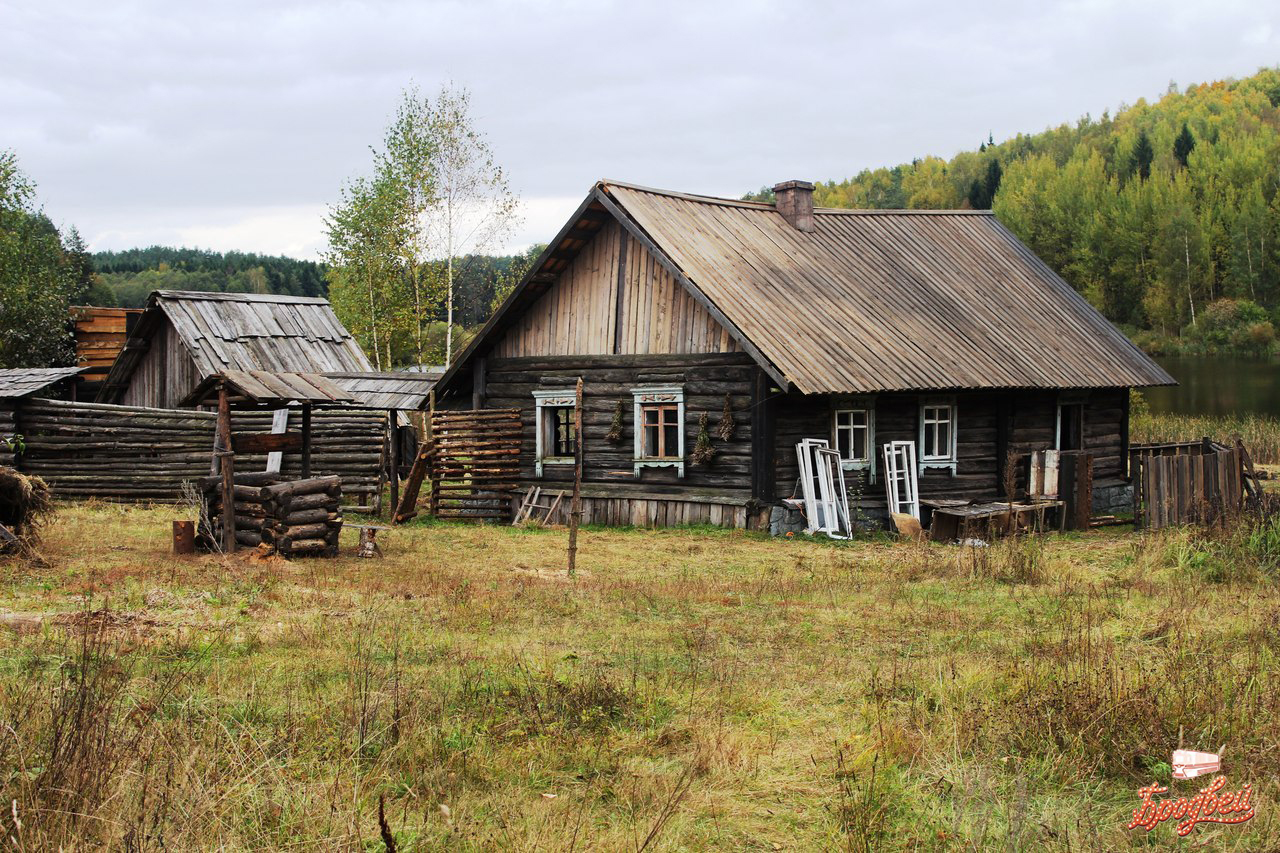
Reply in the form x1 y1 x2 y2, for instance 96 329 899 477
601 180 993 215
153 290 330 304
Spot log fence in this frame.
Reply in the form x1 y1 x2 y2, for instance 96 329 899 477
429 408 521 521
10 398 386 508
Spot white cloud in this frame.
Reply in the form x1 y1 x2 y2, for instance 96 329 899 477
3 0 1279 258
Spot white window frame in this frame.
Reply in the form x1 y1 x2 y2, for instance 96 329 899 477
831 398 875 480
918 397 958 475
632 386 685 478
533 390 577 477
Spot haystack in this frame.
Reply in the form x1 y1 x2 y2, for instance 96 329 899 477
0 466 54 549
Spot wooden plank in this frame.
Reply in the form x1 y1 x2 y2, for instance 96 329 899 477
232 431 303 454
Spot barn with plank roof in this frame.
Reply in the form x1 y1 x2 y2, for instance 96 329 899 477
98 290 376 409
434 179 1173 530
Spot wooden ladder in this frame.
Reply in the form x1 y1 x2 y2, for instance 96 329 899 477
513 487 564 526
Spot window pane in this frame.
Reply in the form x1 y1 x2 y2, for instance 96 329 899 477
662 424 679 457
643 423 659 457
851 428 867 461
835 428 851 459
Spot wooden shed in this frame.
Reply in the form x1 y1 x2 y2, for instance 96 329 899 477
0 367 86 465
97 291 374 409
435 179 1174 529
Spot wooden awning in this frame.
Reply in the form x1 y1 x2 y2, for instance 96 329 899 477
181 370 356 408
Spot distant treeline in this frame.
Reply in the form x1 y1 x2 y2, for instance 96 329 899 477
92 247 328 307
748 67 1280 355
90 245 530 326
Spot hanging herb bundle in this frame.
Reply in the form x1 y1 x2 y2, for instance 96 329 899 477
605 400 624 444
716 393 736 441
690 412 716 466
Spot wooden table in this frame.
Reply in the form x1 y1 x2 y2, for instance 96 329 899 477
927 500 1064 543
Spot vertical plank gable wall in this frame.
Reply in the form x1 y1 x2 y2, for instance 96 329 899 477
492 219 740 357
120 323 201 409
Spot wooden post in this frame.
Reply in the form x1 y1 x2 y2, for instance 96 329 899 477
172 520 195 554
300 403 312 479
388 410 400 518
472 357 487 410
427 392 439 517
567 377 583 577
217 384 236 553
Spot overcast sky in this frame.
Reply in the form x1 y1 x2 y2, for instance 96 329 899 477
3 0 1278 260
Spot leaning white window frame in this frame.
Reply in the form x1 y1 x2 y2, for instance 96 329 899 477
632 386 685 477
533 390 577 477
832 398 875 479
918 397 958 474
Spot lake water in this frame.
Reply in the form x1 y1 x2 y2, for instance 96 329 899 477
1144 356 1280 417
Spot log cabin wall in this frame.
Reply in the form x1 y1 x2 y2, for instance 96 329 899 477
11 398 386 507
0 404 15 466
773 387 1129 520
479 353 758 526
491 220 741 358
119 322 201 409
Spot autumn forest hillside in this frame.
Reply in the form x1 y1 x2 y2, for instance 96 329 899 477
750 67 1280 355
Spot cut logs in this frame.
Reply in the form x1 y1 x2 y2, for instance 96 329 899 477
202 474 342 558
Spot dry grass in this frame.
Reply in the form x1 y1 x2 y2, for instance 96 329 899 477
1 502 1279 849
1131 409 1280 463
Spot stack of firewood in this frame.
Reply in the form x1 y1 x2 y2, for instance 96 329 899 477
202 473 342 557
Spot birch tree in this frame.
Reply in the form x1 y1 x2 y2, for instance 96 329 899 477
417 85 520 366
324 169 407 370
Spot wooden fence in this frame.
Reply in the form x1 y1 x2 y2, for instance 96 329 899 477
429 408 521 521
1135 439 1244 529
11 398 387 508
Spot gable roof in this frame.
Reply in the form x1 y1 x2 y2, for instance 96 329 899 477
323 371 443 410
181 369 356 408
99 291 374 402
0 367 86 399
440 180 1173 395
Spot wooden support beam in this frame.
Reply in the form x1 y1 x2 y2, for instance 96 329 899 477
472 357 487 410
568 377 583 576
612 225 628 355
217 384 236 553
388 410 399 517
300 403 312 479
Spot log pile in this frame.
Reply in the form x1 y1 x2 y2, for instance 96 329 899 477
201 473 342 557
13 398 385 507
430 409 521 521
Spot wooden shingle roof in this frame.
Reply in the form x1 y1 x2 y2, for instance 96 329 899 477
441 181 1173 395
181 370 356 407
100 291 374 402
322 371 443 410
0 367 85 399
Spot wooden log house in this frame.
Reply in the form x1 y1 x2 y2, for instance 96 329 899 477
0 367 87 466
434 180 1174 529
92 290 436 510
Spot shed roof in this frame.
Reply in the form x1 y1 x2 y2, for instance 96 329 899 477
0 367 86 399
99 290 374 402
181 370 356 408
441 180 1173 395
322 371 442 410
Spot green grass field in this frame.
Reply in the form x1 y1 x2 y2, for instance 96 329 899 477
2 503 1279 850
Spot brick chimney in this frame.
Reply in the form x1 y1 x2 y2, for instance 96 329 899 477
773 180 815 232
